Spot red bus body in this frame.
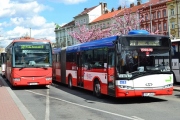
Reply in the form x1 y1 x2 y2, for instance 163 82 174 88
5 37 52 87
53 31 174 98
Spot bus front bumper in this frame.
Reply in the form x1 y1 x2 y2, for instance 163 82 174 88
12 77 52 86
115 87 173 97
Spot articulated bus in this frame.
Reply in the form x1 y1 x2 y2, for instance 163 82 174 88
0 52 7 77
5 37 52 87
171 39 180 84
53 30 174 98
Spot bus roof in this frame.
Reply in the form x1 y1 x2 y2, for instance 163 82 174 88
171 39 180 42
5 37 52 51
11 37 51 43
66 35 118 53
128 30 150 35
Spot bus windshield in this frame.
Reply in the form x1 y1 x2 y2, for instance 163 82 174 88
116 36 171 78
13 42 52 67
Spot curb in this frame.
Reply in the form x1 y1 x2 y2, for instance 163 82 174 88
174 85 180 91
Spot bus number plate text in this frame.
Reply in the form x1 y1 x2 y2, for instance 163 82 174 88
143 93 155 96
29 83 38 85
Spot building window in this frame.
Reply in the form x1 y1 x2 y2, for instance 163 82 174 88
103 23 105 28
84 19 86 23
163 9 166 17
171 9 174 16
163 23 167 30
152 26 155 32
107 22 109 27
157 11 161 18
153 12 156 19
151 13 153 20
158 23 161 32
145 14 148 20
172 22 175 28
100 24 102 29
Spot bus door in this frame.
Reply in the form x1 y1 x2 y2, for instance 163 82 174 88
107 49 115 96
172 42 180 83
76 52 84 87
61 48 66 84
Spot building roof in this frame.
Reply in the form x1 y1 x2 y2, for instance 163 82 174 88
117 3 149 16
74 6 98 18
90 1 150 23
91 9 123 23
62 20 75 28
138 0 171 9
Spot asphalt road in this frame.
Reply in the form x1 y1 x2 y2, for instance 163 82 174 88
2 78 180 120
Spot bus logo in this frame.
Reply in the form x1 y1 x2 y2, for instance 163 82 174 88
145 83 153 86
120 80 126 84
32 77 34 80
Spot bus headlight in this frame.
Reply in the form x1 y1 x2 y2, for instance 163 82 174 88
13 78 20 81
119 74 132 78
46 77 52 81
164 84 173 88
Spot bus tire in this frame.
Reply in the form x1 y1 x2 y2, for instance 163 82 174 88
94 80 102 98
68 76 73 89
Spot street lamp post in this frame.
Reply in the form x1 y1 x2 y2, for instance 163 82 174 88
150 3 152 33
30 28 31 38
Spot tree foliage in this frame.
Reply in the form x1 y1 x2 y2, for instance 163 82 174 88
69 8 159 43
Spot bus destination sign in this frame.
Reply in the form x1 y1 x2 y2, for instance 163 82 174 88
20 45 45 49
130 40 160 46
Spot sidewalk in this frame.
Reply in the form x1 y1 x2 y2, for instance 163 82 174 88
0 76 35 120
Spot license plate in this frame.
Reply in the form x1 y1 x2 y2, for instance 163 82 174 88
143 93 155 96
29 83 38 85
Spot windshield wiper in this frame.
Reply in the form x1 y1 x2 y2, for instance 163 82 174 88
19 64 27 70
33 65 50 69
19 67 25 70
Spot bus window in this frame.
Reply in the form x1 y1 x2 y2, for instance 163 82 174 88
108 50 115 67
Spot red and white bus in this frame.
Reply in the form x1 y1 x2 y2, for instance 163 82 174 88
53 30 174 98
5 37 52 87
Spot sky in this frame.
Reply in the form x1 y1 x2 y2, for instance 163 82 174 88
0 0 149 48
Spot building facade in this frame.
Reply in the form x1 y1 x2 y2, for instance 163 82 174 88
167 0 180 39
54 0 180 47
54 2 108 47
139 0 170 35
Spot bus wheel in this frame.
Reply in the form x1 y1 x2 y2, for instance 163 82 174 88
68 76 73 89
94 80 102 98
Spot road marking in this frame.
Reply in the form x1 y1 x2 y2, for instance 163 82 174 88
45 85 50 120
26 90 143 120
131 116 144 120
